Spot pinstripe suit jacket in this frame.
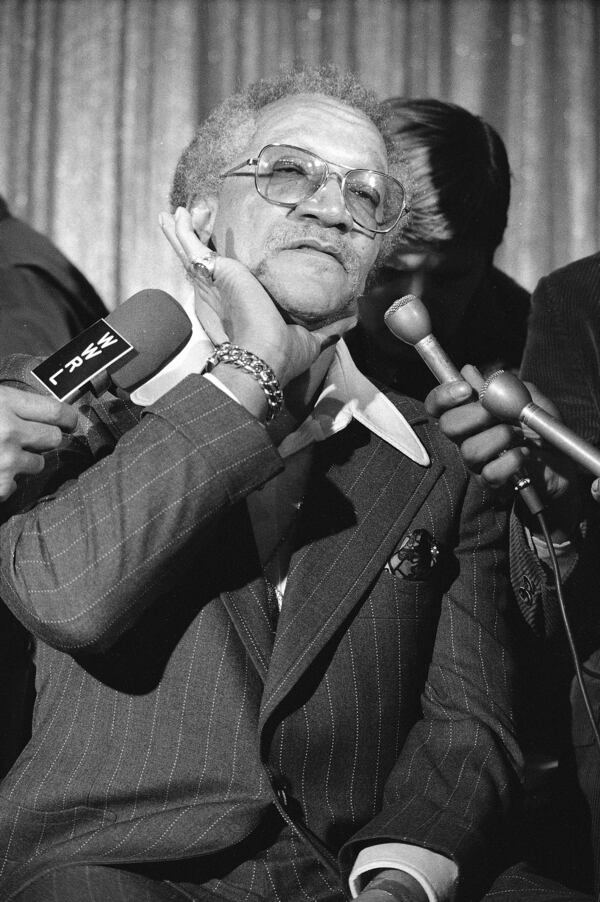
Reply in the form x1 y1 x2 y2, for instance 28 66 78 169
0 357 522 900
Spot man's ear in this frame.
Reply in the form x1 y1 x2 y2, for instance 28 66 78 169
189 196 219 244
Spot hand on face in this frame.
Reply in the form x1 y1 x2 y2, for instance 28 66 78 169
159 206 357 390
424 364 573 506
0 386 77 501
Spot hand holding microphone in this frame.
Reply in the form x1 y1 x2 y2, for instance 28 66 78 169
384 294 546 514
479 370 600 477
0 386 78 502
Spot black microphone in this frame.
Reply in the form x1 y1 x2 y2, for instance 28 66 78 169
384 293 544 514
480 369 600 477
32 289 193 401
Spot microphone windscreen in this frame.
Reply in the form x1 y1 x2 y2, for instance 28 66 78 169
384 294 432 345
108 289 192 392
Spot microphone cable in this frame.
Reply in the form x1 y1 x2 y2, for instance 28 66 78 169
535 508 600 758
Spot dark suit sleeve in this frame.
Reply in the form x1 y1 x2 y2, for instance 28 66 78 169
521 270 600 442
0 266 102 357
510 265 600 645
341 470 522 896
0 372 283 652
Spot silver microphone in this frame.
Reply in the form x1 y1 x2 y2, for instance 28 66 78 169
384 294 544 514
480 370 600 477
384 294 461 384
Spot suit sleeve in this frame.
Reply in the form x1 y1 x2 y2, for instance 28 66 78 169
341 469 523 899
510 269 600 646
0 371 283 652
520 272 600 443
0 266 99 356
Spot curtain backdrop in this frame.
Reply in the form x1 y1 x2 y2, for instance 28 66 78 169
1 0 599 309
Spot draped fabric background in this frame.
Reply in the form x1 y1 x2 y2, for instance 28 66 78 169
1 0 599 310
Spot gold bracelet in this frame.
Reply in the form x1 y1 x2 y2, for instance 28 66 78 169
205 342 284 422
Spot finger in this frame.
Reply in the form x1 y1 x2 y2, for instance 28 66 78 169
0 387 77 433
0 450 45 502
17 421 64 452
460 425 527 473
480 447 530 489
158 212 189 268
424 381 473 418
438 399 500 442
461 364 486 394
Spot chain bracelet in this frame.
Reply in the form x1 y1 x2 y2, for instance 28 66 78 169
205 342 284 422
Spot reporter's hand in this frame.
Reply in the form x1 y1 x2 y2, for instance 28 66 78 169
0 385 77 501
160 206 356 391
424 365 573 507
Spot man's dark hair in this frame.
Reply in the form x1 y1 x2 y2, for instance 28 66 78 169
170 64 408 226
384 97 511 257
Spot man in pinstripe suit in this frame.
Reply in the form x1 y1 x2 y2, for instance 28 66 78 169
0 68 523 901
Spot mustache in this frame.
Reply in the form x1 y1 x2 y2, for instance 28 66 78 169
261 223 362 277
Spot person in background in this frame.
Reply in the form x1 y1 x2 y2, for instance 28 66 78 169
424 252 600 897
348 98 530 401
0 195 107 357
0 195 107 776
0 66 522 902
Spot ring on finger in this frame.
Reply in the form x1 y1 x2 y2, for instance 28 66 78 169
188 249 218 282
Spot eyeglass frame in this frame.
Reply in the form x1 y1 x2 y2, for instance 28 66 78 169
220 142 409 234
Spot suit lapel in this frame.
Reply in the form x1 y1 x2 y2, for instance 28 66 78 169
259 418 444 726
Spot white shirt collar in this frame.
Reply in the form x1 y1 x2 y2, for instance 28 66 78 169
277 339 430 466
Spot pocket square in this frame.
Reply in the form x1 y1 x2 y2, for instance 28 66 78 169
386 528 439 580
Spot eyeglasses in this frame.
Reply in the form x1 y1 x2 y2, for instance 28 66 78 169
221 143 408 234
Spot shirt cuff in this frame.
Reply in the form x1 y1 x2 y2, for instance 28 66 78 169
349 843 458 902
203 372 240 404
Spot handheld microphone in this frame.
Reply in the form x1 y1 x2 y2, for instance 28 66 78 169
384 294 544 514
480 370 600 477
384 294 461 384
32 289 193 402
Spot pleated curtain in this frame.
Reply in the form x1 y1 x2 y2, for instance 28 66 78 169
1 0 599 309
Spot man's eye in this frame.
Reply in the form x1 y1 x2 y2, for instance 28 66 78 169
272 159 307 175
349 185 381 208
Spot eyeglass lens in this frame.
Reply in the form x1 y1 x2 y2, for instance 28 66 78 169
255 145 404 232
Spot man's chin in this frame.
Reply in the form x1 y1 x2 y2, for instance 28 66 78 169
255 259 360 330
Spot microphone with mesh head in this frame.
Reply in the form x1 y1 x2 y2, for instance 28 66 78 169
384 294 462 384
480 369 600 477
384 293 544 514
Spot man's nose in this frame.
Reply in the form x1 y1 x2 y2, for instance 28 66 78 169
292 175 354 231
